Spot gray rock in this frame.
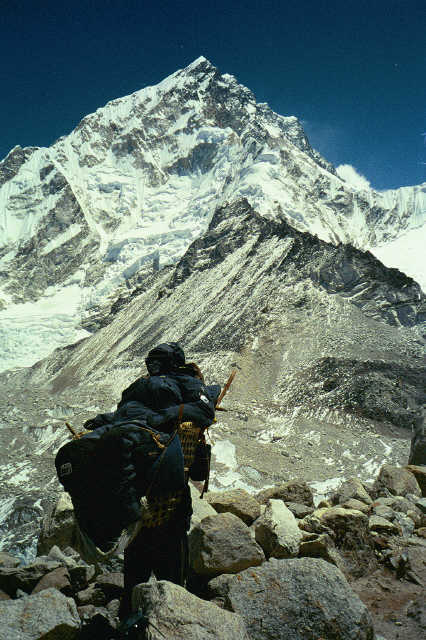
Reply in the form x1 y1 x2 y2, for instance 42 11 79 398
37 492 77 555
256 480 314 506
68 562 96 592
393 512 415 537
0 552 20 569
45 544 95 590
406 509 422 527
391 495 422 515
285 502 314 518
47 545 77 567
189 512 264 577
31 567 72 595
369 515 401 535
372 496 397 507
76 583 107 606
333 478 373 506
77 603 97 620
95 572 124 600
341 498 370 513
78 608 118 636
106 598 120 618
132 578 250 639
0 558 61 597
413 496 426 514
208 557 374 640
190 485 219 531
373 465 421 498
371 504 396 520
405 464 426 496
298 533 346 572
205 488 261 525
408 411 426 466
254 499 303 558
312 507 372 549
0 587 80 639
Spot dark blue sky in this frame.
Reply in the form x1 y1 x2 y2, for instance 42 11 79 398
1 0 425 190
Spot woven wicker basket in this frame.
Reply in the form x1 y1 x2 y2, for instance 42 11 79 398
135 422 202 529
178 421 201 474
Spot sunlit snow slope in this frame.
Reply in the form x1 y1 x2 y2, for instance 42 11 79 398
0 56 425 371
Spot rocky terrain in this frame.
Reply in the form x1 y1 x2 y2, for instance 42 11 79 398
0 464 425 639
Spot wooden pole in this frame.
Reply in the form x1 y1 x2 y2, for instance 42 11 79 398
216 370 237 407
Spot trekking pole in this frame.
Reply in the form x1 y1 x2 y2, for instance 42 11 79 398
216 369 237 408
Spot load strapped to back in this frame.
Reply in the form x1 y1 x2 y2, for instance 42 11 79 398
55 420 185 551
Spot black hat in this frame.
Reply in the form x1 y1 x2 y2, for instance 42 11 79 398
145 342 185 375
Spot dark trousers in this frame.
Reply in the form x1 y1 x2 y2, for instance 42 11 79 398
119 520 189 620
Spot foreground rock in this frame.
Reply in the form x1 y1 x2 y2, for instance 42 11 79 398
205 488 261 525
0 552 20 569
37 492 77 555
331 478 373 506
254 499 303 558
373 465 421 498
405 465 426 496
189 513 264 577
0 587 80 640
0 557 61 597
256 480 314 506
190 485 217 530
133 579 250 639
208 557 374 640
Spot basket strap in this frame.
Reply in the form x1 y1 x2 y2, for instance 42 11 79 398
178 403 184 424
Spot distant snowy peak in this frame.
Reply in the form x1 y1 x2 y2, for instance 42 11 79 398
0 57 425 371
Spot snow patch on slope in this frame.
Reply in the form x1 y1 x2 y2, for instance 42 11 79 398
371 224 426 292
0 285 90 370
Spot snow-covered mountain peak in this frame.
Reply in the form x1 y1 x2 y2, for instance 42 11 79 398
0 58 425 371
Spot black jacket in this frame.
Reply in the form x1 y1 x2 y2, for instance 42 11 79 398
86 373 220 433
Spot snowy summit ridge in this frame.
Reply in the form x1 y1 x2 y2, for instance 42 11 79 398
0 57 425 371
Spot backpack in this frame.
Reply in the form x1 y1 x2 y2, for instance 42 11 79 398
55 420 185 551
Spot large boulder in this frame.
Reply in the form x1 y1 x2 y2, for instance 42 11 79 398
298 533 346 573
37 492 77 555
76 583 107 607
205 488 261 525
46 546 95 592
310 507 371 549
332 478 373 506
254 499 303 558
0 587 80 640
373 465 421 498
208 557 374 640
368 515 401 536
341 499 370 513
408 411 425 465
0 552 20 569
31 567 72 596
405 465 426 496
0 558 61 597
190 485 219 531
189 512 264 578
132 578 250 639
95 572 124 600
256 481 314 506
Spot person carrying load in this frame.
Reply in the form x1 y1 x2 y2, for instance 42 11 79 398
59 342 231 625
